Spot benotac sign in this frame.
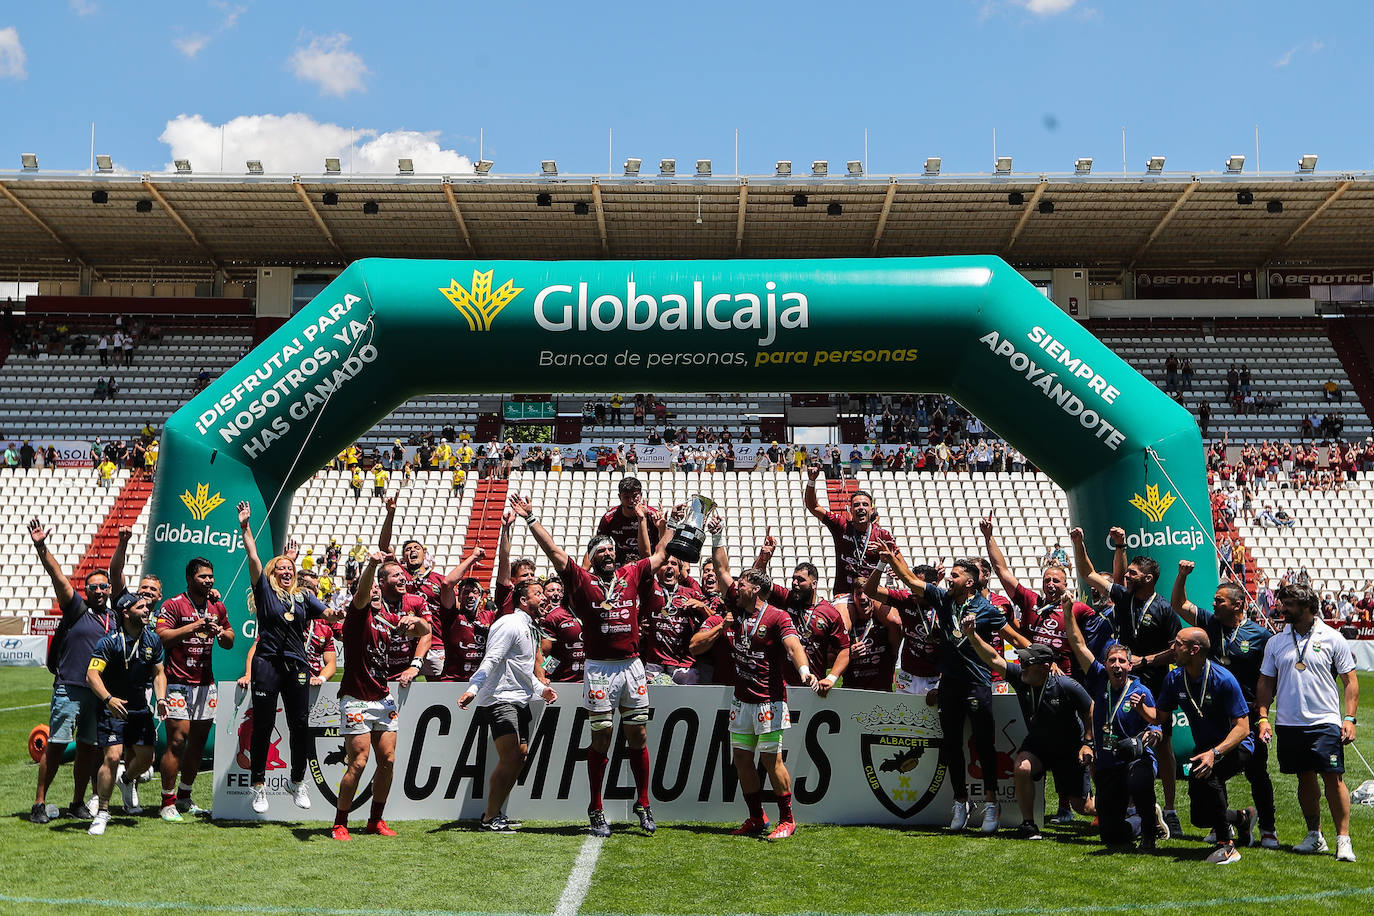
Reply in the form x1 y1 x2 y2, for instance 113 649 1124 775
147 256 1215 816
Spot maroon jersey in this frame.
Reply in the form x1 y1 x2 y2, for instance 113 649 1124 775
729 604 798 704
305 619 336 678
595 505 660 565
766 584 850 684
639 578 706 670
843 615 897 690
560 557 654 660
339 599 416 702
435 606 490 681
400 567 446 637
697 601 737 686
155 593 230 686
819 511 897 596
379 593 430 678
492 581 517 617
886 588 940 678
539 606 585 682
1010 584 1097 676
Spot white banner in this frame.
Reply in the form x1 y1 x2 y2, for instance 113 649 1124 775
212 681 1034 825
0 635 49 666
47 439 97 468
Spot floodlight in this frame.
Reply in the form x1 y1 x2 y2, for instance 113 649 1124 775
994 156 1012 174
541 160 557 176
475 160 493 175
812 160 828 177
1074 157 1092 175
1146 156 1166 173
397 158 414 174
174 159 192 173
325 158 341 173
776 160 791 178
659 158 675 176
95 155 113 173
246 160 263 174
696 159 711 177
923 157 941 176
1225 155 1245 174
1298 154 1318 173
846 160 863 177
624 158 641 176
20 153 38 170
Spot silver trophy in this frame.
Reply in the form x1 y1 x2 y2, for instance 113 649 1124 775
666 494 718 563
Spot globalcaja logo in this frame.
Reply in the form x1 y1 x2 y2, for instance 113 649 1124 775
440 269 524 332
1130 484 1176 524
180 482 226 521
854 702 945 819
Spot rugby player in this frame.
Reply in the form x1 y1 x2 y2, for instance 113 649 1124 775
433 548 489 682
831 585 900 691
864 559 942 699
495 507 539 614
803 464 896 597
155 556 234 820
639 556 711 685
1172 560 1277 847
85 592 168 836
538 575 586 684
589 476 665 566
511 492 668 837
332 551 431 840
378 496 441 674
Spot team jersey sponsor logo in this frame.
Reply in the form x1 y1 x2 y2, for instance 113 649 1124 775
855 703 945 819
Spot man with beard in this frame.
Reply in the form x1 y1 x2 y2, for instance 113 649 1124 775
689 556 737 688
832 585 900 691
538 576 585 684
879 549 1007 833
332 553 431 840
639 556 711 685
803 465 896 596
982 517 1106 680
717 530 850 695
590 476 665 566
29 518 111 824
433 548 489 682
864 559 942 698
1157 627 1257 865
85 592 169 836
155 557 235 820
1072 525 1183 837
510 492 667 837
1173 561 1277 848
1256 582 1359 862
715 566 818 838
378 497 441 676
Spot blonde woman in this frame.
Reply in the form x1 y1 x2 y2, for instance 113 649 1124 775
238 501 330 816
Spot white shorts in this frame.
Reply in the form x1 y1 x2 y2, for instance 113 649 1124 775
420 647 445 679
165 683 217 722
584 658 650 713
729 698 791 736
341 696 399 735
896 670 940 696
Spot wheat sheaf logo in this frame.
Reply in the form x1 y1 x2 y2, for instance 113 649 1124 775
1130 484 1176 524
180 483 226 521
439 269 523 332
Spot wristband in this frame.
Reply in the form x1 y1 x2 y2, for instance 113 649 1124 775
798 665 811 680
102 695 112 706
1212 747 1224 758
524 514 539 527
711 530 723 550
408 658 422 670
1257 715 1268 723
874 560 888 579
1344 715 1357 723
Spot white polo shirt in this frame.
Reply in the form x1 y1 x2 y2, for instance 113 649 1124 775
468 609 541 707
1259 619 1355 727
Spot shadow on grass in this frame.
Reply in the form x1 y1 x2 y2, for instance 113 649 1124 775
426 820 588 837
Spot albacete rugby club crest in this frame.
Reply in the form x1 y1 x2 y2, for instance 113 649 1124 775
855 702 945 819
439 269 523 332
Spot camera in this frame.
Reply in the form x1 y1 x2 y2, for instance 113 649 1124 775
1105 734 1144 762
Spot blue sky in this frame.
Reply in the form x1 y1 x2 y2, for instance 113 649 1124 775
0 1 1367 177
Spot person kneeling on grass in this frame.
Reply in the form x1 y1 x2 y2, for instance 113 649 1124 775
962 624 1095 839
459 579 559 832
85 592 169 836
331 551 430 840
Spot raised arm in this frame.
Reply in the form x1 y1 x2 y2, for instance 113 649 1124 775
642 504 672 576
496 508 516 586
753 527 776 573
351 551 386 611
1061 593 1097 672
1069 527 1114 597
979 515 1021 597
509 493 571 573
237 501 264 585
883 549 927 596
1171 559 1200 625
109 526 133 598
803 464 828 522
28 518 75 609
1109 526 1127 586
960 612 1009 677
862 560 895 604
377 495 398 554
440 546 486 609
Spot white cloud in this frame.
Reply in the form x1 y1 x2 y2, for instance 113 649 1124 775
0 27 26 79
211 1 246 30
1276 39 1323 67
289 33 368 97
174 34 210 58
158 113 474 175
70 0 99 15
1021 0 1076 13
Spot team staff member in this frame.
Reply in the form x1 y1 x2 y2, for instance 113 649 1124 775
1256 582 1359 862
538 576 585 683
333 552 430 840
28 517 110 824
880 549 1007 833
1157 628 1257 865
459 579 559 832
1172 561 1277 848
719 566 818 839
238 502 329 815
591 476 664 565
1071 525 1183 836
85 592 168 836
964 632 1095 839
1063 598 1166 850
865 560 942 697
511 492 668 837
155 557 234 821
803 465 896 596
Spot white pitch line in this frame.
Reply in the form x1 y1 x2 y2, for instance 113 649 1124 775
552 835 604 916
0 702 47 713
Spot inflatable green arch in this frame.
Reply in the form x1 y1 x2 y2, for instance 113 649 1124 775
146 255 1215 670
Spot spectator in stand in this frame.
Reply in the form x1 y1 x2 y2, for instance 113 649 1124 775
97 457 116 490
122 331 134 367
107 377 118 401
372 463 389 499
1164 354 1179 394
350 466 363 500
1323 379 1341 402
97 333 110 366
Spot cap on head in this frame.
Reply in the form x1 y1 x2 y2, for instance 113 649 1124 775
1015 644 1055 666
115 592 144 614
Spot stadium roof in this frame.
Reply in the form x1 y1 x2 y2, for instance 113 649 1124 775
3 170 1374 283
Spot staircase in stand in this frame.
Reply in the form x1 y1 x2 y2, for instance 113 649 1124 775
460 477 509 588
826 476 859 514
65 474 155 606
1326 316 1374 424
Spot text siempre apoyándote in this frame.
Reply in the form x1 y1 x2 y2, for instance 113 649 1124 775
194 294 379 459
978 326 1127 451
